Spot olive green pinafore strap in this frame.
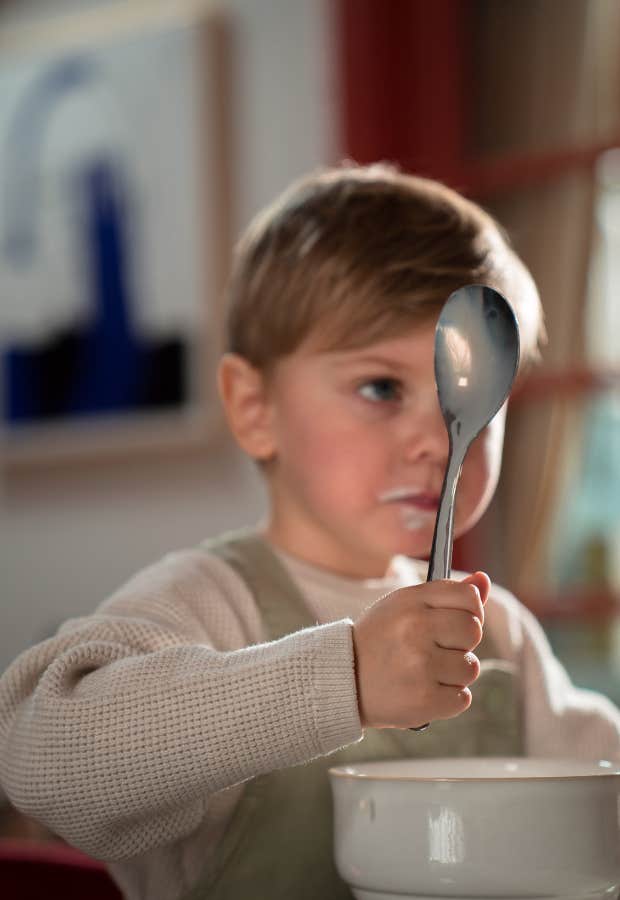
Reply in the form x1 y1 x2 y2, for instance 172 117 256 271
185 530 523 900
202 529 318 641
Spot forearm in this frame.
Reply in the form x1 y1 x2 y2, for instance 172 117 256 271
0 619 361 860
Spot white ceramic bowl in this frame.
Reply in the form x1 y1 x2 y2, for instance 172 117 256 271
329 757 620 900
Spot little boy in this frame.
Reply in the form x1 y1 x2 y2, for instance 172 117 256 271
1 163 619 900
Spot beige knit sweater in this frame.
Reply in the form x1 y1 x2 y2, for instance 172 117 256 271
1 539 619 900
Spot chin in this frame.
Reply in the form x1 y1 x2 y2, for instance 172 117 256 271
392 531 433 560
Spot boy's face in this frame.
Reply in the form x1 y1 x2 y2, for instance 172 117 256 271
257 322 506 578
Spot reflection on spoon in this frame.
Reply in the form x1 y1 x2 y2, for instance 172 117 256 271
427 284 520 582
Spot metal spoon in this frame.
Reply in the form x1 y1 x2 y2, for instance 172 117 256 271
427 284 520 582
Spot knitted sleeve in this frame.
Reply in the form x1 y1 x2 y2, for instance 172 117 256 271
0 548 362 861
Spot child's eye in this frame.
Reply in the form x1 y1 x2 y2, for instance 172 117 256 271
358 377 402 403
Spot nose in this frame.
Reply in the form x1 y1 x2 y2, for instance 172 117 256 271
400 394 449 463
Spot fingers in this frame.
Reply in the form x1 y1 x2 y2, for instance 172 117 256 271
461 571 491 606
431 607 483 651
422 578 485 627
415 650 479 722
407 655 477 722
352 575 492 730
433 647 480 687
433 684 473 720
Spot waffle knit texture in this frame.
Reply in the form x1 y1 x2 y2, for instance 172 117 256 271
1 539 619 900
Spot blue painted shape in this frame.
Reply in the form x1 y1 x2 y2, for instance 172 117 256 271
66 159 141 414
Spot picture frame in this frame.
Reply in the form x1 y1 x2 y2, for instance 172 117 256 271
0 1 232 470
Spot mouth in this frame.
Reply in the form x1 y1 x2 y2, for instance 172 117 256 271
378 487 441 513
378 487 441 532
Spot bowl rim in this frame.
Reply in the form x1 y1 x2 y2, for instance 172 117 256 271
328 756 620 782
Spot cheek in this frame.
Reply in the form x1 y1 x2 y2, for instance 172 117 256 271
275 404 345 477
276 406 380 502
459 415 505 513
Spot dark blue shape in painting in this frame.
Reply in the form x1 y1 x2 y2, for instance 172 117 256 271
66 160 141 414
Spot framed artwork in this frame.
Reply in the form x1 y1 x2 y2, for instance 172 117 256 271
0 4 231 468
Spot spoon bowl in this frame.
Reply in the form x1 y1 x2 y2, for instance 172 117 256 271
427 284 520 582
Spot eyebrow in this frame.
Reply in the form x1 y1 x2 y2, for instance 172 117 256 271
327 353 409 374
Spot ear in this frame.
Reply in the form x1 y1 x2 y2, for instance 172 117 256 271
217 354 276 461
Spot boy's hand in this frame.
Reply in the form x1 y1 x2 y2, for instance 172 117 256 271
352 572 490 730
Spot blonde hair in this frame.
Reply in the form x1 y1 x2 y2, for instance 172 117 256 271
226 163 544 371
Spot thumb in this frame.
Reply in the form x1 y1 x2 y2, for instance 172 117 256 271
461 570 491 606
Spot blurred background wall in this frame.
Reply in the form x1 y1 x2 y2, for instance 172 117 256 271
1 0 620 701
0 0 333 672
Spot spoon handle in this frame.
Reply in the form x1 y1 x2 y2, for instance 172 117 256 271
410 446 466 733
426 444 467 582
